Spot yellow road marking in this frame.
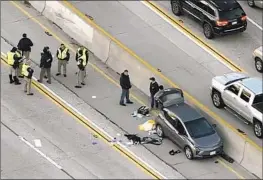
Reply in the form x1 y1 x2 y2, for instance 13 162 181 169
146 1 245 73
1 55 162 179
217 159 244 179
6 1 252 178
62 1 261 151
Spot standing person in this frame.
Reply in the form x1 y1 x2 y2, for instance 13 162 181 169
119 70 133 106
75 46 89 88
22 60 34 95
154 85 164 108
38 46 53 84
17 33 33 60
149 77 159 109
16 49 25 78
7 47 21 85
56 44 70 77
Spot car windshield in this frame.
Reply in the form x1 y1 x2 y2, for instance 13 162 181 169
253 94 263 104
185 117 215 139
219 7 245 20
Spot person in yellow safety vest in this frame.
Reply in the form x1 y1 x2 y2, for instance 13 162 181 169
75 47 89 88
16 49 25 78
56 44 70 77
7 47 22 85
22 60 34 95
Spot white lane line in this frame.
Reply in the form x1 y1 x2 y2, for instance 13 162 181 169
1 53 167 179
247 17 263 31
18 136 62 169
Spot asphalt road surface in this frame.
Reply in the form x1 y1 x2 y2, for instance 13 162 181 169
1 1 258 179
69 1 262 147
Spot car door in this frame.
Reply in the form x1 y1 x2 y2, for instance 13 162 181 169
222 83 242 113
174 120 188 147
162 110 182 144
182 0 198 18
236 87 253 121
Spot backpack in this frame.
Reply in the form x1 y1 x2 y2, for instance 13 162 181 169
137 106 149 116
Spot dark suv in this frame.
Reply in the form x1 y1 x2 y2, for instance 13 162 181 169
171 0 247 39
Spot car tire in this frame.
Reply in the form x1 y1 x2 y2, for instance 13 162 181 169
212 90 225 108
255 57 263 73
203 23 214 39
247 0 255 7
253 120 263 138
184 146 193 160
171 0 182 16
156 124 165 138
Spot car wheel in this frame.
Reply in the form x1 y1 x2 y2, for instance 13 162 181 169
255 57 263 73
253 121 263 138
247 0 255 7
171 0 182 16
184 146 193 160
212 90 225 108
203 23 214 39
156 124 164 138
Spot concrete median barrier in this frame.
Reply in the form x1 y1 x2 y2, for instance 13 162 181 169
29 1 262 178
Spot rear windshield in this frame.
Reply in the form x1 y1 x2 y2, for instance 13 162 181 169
185 117 215 139
219 7 245 20
253 94 263 105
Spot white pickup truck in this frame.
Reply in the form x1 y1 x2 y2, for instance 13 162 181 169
210 72 263 138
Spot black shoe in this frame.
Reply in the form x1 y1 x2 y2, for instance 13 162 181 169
37 80 42 83
46 80 51 84
14 76 21 85
44 75 48 79
9 75 14 84
18 75 24 78
126 101 133 104
56 73 61 76
75 85 82 88
63 74 67 77
120 103 126 106
81 82 85 85
27 93 34 96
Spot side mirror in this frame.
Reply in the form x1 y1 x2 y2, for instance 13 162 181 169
212 124 217 128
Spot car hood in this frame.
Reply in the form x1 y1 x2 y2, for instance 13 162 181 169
192 132 222 149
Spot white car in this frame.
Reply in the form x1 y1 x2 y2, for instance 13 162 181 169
247 0 263 8
253 46 263 73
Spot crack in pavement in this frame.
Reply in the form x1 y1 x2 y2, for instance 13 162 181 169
2 14 43 25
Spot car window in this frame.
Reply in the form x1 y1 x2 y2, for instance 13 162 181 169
184 117 215 139
176 121 187 136
253 94 263 105
219 7 245 20
226 84 241 95
195 1 207 11
163 110 178 129
240 89 251 103
207 6 215 16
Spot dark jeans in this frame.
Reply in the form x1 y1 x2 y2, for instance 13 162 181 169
120 89 130 104
151 94 158 108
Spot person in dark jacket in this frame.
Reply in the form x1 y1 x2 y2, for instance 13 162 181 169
38 46 53 84
119 70 133 106
149 77 159 109
17 33 33 60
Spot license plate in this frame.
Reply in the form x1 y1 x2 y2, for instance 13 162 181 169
232 21 237 25
210 151 216 155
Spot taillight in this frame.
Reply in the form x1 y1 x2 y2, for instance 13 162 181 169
241 15 247 21
216 20 228 26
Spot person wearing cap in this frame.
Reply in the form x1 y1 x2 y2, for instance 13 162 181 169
119 70 133 106
17 33 33 60
149 77 159 109
56 44 70 77
75 46 89 88
7 47 22 85
38 46 53 84
22 60 34 95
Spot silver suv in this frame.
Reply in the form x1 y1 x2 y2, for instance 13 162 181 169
154 88 223 160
